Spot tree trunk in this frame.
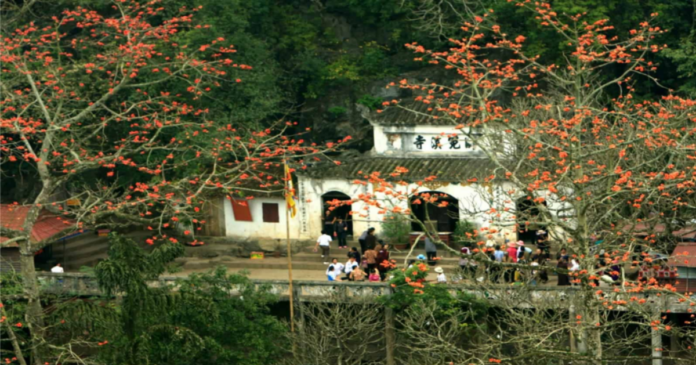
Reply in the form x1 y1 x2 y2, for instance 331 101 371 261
588 308 603 365
569 306 577 354
652 310 663 365
385 307 396 365
652 329 663 365
670 313 679 360
19 241 45 365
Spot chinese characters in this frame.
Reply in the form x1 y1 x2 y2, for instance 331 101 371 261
412 134 475 151
414 135 426 149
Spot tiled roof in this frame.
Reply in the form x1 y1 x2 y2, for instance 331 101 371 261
371 98 460 126
299 157 498 182
670 242 696 268
625 223 696 240
0 205 76 247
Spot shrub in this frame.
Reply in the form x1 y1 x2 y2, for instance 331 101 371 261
356 94 383 110
381 212 411 244
327 106 348 120
453 220 478 245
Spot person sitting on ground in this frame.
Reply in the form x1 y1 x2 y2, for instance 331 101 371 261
368 268 381 282
326 265 341 281
343 257 356 279
350 265 366 281
435 266 447 283
331 258 344 275
51 263 64 273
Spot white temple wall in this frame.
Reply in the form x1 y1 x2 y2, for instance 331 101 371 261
297 176 511 239
220 179 574 243
222 196 302 240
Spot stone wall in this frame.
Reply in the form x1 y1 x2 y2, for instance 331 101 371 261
186 235 314 258
32 273 692 313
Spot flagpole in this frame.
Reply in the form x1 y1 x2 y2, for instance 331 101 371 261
285 161 295 333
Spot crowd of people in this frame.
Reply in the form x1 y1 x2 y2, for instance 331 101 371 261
316 227 676 287
319 227 395 282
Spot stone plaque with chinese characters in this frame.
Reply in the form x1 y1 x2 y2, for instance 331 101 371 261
408 133 479 152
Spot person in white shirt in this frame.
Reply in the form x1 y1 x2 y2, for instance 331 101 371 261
326 265 341 281
569 259 581 286
331 258 344 275
435 267 447 283
344 257 356 279
51 263 64 273
314 230 332 264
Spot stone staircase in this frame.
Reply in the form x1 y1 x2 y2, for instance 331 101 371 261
175 240 466 274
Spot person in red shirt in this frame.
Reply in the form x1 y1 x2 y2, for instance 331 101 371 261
506 241 519 263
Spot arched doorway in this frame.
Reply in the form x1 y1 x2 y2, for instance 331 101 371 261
516 197 547 244
321 191 353 237
410 191 459 232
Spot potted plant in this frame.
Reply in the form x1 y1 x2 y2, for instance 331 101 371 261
382 212 411 250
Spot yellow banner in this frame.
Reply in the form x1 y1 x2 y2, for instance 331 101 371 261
284 162 297 218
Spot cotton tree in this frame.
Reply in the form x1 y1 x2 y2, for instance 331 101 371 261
343 1 696 364
0 1 343 363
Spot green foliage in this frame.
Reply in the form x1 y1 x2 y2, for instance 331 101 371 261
324 57 363 82
453 220 478 245
327 106 348 120
381 262 488 321
0 271 28 360
95 233 184 296
479 0 696 98
78 265 96 275
663 36 696 96
381 263 454 310
165 262 184 274
0 271 23 296
356 94 383 110
88 234 287 365
359 41 397 78
381 212 411 244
